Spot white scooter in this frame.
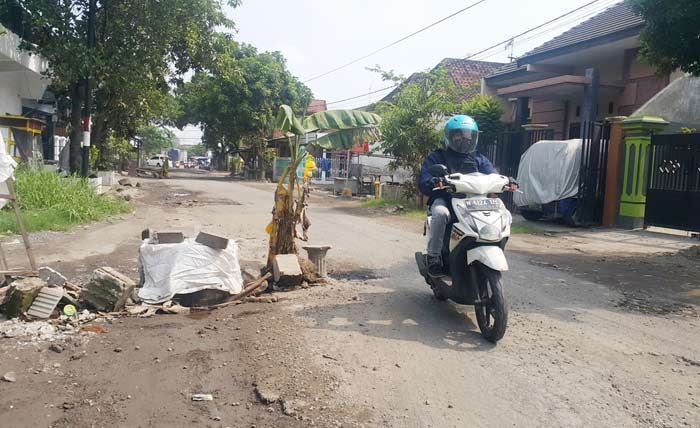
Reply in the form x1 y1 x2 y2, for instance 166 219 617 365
415 164 514 343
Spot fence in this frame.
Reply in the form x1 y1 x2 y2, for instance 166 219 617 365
645 133 700 232
577 121 611 225
479 127 554 212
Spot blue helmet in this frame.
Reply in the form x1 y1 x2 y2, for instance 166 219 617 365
444 114 479 154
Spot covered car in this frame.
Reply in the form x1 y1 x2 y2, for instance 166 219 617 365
513 139 582 225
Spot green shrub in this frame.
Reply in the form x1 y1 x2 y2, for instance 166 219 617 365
0 167 130 234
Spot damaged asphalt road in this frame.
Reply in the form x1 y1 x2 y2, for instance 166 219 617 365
1 171 698 428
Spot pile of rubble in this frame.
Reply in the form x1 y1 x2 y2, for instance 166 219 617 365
0 230 330 344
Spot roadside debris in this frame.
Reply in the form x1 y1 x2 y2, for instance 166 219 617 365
27 286 64 318
81 267 136 312
195 231 229 250
3 277 47 318
255 385 280 404
2 371 16 382
273 254 303 288
138 231 243 304
191 393 214 401
38 267 67 287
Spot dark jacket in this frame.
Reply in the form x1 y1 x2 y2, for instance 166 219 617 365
418 149 497 202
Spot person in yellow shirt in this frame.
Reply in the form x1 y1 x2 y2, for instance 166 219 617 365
303 154 316 184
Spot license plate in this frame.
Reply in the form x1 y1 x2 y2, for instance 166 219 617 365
463 199 501 211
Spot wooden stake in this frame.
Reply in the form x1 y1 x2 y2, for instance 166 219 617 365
191 273 272 311
6 178 37 272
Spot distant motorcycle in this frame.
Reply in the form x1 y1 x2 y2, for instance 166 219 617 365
415 164 515 343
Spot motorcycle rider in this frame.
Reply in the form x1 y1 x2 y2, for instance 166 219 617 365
418 114 497 278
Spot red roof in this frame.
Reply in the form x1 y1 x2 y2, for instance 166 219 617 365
307 99 327 114
437 58 506 98
381 59 505 102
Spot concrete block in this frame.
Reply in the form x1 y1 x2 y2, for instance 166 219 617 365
38 267 67 287
118 178 133 187
81 267 136 312
88 177 105 194
3 277 47 318
273 254 303 288
195 231 229 250
156 232 184 244
27 287 64 318
97 171 117 187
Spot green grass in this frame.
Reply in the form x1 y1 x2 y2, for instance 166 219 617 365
0 167 130 235
510 223 543 234
362 198 425 220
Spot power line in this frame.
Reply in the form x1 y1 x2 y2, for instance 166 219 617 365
303 0 491 83
326 85 399 106
463 0 605 61
321 0 611 110
470 0 618 61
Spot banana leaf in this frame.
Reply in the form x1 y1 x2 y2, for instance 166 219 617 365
275 104 307 136
312 127 382 150
302 109 382 132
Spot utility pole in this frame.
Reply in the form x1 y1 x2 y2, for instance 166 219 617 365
81 0 96 177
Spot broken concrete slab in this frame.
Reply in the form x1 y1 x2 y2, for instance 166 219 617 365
195 231 229 250
156 232 185 244
118 178 133 187
39 267 67 287
27 287 64 318
80 267 136 312
273 254 303 288
3 277 47 318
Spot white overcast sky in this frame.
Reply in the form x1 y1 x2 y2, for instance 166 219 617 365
173 0 622 145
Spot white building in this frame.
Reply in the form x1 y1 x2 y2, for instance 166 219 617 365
0 24 53 161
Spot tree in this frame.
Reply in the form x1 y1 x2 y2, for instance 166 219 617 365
10 0 239 172
267 105 381 265
136 125 176 156
176 37 312 169
374 68 503 197
186 144 208 157
629 0 700 76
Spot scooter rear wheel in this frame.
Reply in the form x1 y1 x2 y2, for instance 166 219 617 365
474 264 508 343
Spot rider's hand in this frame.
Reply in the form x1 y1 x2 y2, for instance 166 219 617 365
504 177 519 192
431 177 446 189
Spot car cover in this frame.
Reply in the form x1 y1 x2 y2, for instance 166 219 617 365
513 139 582 207
138 238 243 304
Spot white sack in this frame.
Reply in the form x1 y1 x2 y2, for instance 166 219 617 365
138 238 243 304
0 133 17 209
514 139 582 207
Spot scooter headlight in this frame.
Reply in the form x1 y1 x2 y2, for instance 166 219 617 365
479 224 501 242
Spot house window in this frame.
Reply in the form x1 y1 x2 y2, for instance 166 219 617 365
575 105 580 117
608 102 614 114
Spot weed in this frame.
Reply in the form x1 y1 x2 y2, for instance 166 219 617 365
0 167 130 235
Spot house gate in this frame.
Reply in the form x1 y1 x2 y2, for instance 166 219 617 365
577 121 611 225
644 133 700 232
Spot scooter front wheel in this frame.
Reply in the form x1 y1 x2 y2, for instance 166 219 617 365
473 264 508 343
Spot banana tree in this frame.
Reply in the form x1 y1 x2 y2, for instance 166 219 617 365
267 105 382 265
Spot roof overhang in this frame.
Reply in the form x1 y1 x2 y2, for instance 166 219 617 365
516 25 642 66
496 75 625 99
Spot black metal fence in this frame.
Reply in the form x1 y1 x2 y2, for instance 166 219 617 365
480 127 554 211
577 121 611 225
645 133 700 232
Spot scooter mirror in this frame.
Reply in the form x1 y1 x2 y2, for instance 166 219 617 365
429 164 448 177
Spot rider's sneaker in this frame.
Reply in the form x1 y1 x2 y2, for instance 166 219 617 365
426 255 446 278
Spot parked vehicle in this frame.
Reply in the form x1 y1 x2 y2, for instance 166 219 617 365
415 165 513 343
514 139 584 226
146 155 168 168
